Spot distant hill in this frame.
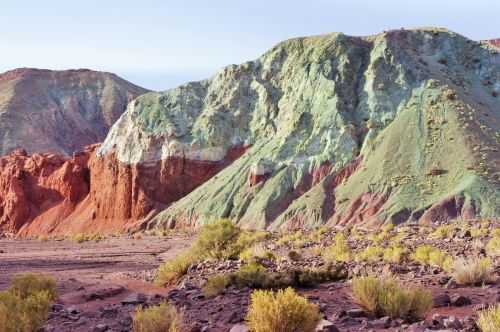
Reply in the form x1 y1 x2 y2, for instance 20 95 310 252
0 68 148 156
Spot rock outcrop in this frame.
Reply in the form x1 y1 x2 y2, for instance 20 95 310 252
0 68 148 156
487 39 500 48
2 28 500 236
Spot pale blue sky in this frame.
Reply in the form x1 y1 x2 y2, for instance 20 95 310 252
1 1 499 90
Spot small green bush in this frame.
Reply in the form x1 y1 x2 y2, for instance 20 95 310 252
412 245 453 271
477 304 500 332
203 274 231 297
352 276 432 321
0 273 57 332
323 233 352 262
356 246 384 262
383 246 408 263
155 253 196 286
133 301 183 332
246 287 321 332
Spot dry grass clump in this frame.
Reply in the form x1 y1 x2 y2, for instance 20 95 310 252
0 273 58 332
239 244 275 263
477 304 500 332
287 250 302 261
156 220 268 286
323 233 352 262
452 257 495 286
133 301 183 332
71 233 106 243
486 231 500 257
429 225 455 239
277 230 305 248
202 274 231 297
356 246 384 262
352 276 432 321
383 246 408 263
155 253 196 286
246 287 321 332
412 245 453 271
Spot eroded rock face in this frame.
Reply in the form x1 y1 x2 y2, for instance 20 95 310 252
0 147 94 234
6 144 247 236
0 68 148 156
487 39 500 48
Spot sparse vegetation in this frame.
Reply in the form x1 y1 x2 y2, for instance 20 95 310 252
323 232 352 262
203 274 231 297
155 253 196 286
383 245 408 263
486 232 500 257
477 304 500 332
156 220 268 285
412 245 453 271
287 250 302 261
246 287 321 332
352 276 432 321
452 257 495 286
356 246 384 262
0 273 58 332
429 225 454 239
133 301 183 332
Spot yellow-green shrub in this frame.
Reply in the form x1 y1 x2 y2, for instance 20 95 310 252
202 274 231 297
133 302 182 332
477 304 500 332
452 257 495 286
486 236 500 257
155 253 196 286
383 246 408 263
0 273 57 332
356 246 384 262
246 288 321 332
412 245 453 271
352 276 432 321
9 273 58 301
429 225 454 239
323 233 352 262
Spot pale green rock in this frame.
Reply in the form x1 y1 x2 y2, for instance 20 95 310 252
99 28 500 229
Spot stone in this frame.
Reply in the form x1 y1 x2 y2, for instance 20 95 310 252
93 324 109 332
315 319 340 332
443 316 462 329
346 308 366 318
229 324 249 332
121 293 147 305
433 293 451 307
450 294 472 307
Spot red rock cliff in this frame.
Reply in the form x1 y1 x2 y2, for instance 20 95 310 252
1 145 247 236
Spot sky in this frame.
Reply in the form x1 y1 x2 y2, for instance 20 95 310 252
1 1 499 91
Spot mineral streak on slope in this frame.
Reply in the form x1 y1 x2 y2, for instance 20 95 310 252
0 68 149 156
94 28 499 231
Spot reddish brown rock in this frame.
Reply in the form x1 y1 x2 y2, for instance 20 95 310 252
4 145 248 236
330 192 389 226
486 39 500 48
419 195 476 225
0 147 94 234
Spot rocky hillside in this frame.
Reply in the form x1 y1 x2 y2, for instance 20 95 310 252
0 68 148 156
3 28 500 236
487 39 500 48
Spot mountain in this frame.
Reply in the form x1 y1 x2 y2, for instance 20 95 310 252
487 39 500 48
0 68 148 156
2 28 500 236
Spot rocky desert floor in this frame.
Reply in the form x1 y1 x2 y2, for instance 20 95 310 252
1 221 499 332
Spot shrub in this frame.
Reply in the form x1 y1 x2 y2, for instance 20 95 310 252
246 288 321 332
72 233 88 243
323 233 352 262
277 230 304 247
383 246 408 263
430 225 454 239
452 257 495 286
412 245 453 271
9 273 58 301
352 276 432 321
477 304 500 332
356 246 384 262
133 302 182 332
192 219 241 259
0 273 57 332
155 253 196 286
486 236 500 257
203 274 231 297
239 244 275 263
470 227 488 238
231 263 272 289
